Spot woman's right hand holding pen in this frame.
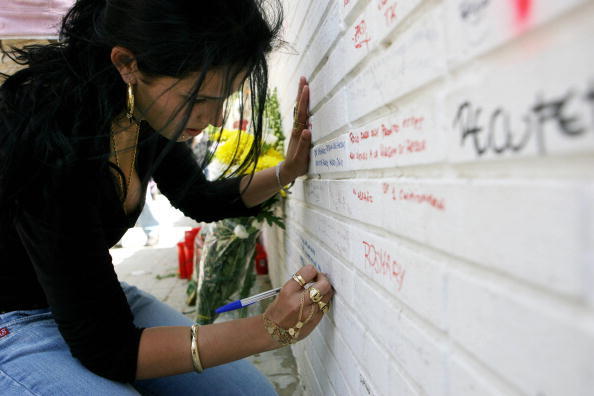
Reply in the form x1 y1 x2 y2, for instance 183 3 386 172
262 264 335 347
135 268 334 379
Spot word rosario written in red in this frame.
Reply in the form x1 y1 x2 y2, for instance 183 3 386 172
382 183 445 210
377 0 398 25
353 19 371 49
352 188 374 203
362 241 405 291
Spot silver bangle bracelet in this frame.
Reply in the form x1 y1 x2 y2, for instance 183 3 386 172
275 161 292 193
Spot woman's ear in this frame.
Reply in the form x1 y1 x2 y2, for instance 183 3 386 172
110 46 139 84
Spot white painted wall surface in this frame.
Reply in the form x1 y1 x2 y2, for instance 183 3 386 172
264 1 594 395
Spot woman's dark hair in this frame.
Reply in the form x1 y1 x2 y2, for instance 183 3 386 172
0 0 283 213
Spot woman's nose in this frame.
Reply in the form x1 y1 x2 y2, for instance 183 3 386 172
212 115 224 127
210 104 224 127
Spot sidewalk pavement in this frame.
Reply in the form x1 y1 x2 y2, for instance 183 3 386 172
110 194 302 396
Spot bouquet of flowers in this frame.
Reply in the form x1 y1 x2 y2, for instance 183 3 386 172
194 90 285 324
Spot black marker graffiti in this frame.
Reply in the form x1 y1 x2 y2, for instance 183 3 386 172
459 0 490 23
454 85 592 157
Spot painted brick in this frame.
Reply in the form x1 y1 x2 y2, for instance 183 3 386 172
357 369 381 396
301 179 330 209
312 317 353 396
284 0 331 97
366 0 421 45
348 224 446 328
360 323 392 396
292 1 330 60
445 0 589 67
298 3 341 83
340 0 366 24
282 212 356 306
309 93 445 173
308 332 338 396
281 176 594 392
448 354 516 396
311 87 350 141
310 134 350 173
354 277 447 396
310 178 592 300
330 326 369 394
328 295 366 364
300 353 324 396
346 6 447 123
266 1 594 395
311 0 422 112
445 2 594 163
448 269 594 396
310 18 367 111
387 360 423 396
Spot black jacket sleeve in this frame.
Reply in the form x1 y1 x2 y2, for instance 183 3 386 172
13 172 144 382
151 140 262 222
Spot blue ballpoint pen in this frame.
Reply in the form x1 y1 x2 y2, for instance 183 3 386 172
215 287 282 314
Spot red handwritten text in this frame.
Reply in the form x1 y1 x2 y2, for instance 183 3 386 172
349 116 425 146
349 139 426 161
377 0 398 25
353 19 371 49
382 183 445 210
400 190 445 210
406 139 426 153
402 116 424 129
352 188 374 203
381 123 399 136
363 241 405 291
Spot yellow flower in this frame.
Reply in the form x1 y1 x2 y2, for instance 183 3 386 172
254 148 284 172
208 127 239 144
214 131 254 167
211 129 286 182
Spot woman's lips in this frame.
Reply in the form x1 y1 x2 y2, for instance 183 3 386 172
185 128 203 137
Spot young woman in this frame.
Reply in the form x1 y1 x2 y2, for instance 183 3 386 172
0 0 334 394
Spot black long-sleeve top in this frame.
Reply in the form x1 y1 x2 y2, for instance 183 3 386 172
0 124 260 382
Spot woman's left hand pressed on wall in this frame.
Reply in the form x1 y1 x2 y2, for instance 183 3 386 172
280 76 312 184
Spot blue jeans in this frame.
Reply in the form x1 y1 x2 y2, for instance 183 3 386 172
0 282 277 396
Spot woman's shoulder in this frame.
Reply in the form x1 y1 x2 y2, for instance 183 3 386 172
1 77 74 140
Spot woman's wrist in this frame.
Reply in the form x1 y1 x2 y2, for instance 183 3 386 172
256 314 283 351
277 161 295 188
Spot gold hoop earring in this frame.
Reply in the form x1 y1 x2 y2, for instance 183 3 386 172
126 82 135 122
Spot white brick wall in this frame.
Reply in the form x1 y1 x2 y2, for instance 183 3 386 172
264 1 594 395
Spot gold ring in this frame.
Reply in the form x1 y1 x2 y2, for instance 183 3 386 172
308 287 323 303
293 105 299 119
318 301 329 313
292 274 306 288
292 121 306 130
